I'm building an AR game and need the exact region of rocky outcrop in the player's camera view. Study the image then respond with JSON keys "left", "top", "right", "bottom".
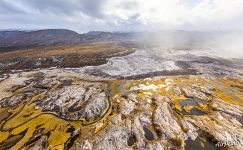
{"left": 0, "top": 69, "right": 242, "bottom": 150}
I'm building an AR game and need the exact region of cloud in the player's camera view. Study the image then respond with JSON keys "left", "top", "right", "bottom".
{"left": 0, "top": 0, "right": 243, "bottom": 32}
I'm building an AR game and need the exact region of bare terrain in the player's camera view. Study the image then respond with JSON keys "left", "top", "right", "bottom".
{"left": 0, "top": 42, "right": 135, "bottom": 74}
{"left": 0, "top": 29, "right": 242, "bottom": 150}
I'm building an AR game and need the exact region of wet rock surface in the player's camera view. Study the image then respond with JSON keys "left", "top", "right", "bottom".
{"left": 0, "top": 50, "right": 242, "bottom": 150}
{"left": 83, "top": 48, "right": 243, "bottom": 79}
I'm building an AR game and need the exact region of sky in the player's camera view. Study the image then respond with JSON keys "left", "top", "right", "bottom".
{"left": 0, "top": 0, "right": 243, "bottom": 33}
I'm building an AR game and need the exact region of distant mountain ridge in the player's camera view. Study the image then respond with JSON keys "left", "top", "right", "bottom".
{"left": 0, "top": 29, "right": 243, "bottom": 52}
{"left": 0, "top": 29, "right": 82, "bottom": 51}
{"left": 0, "top": 29, "right": 134, "bottom": 51}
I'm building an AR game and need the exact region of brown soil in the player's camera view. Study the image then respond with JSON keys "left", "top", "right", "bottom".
{"left": 0, "top": 42, "right": 135, "bottom": 73}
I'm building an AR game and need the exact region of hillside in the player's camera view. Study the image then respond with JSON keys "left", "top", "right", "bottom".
{"left": 0, "top": 29, "right": 82, "bottom": 51}
{"left": 1, "top": 29, "right": 243, "bottom": 53}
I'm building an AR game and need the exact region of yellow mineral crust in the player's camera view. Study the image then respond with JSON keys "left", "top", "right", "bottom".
{"left": 0, "top": 73, "right": 242, "bottom": 150}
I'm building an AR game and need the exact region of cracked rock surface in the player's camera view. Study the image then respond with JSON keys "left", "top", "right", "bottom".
{"left": 0, "top": 69, "right": 242, "bottom": 150}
